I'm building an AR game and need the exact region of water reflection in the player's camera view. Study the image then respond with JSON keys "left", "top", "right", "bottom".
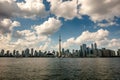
{"left": 0, "top": 58, "right": 120, "bottom": 80}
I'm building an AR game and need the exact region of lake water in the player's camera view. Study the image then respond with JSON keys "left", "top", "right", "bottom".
{"left": 0, "top": 58, "right": 120, "bottom": 80}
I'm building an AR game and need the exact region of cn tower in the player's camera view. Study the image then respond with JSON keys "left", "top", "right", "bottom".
{"left": 59, "top": 35, "right": 61, "bottom": 57}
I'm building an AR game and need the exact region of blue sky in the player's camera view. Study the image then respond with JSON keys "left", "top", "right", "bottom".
{"left": 0, "top": 0, "right": 120, "bottom": 51}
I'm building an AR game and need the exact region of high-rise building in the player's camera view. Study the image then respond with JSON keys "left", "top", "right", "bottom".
{"left": 13, "top": 50, "right": 16, "bottom": 57}
{"left": 86, "top": 47, "right": 91, "bottom": 56}
{"left": 6, "top": 50, "right": 10, "bottom": 56}
{"left": 80, "top": 45, "right": 83, "bottom": 57}
{"left": 91, "top": 44, "right": 94, "bottom": 50}
{"left": 117, "top": 49, "right": 120, "bottom": 56}
{"left": 80, "top": 44, "right": 87, "bottom": 57}
{"left": 94, "top": 43, "right": 97, "bottom": 49}
{"left": 25, "top": 48, "right": 30, "bottom": 57}
{"left": 31, "top": 48, "right": 34, "bottom": 56}
{"left": 0, "top": 49, "right": 4, "bottom": 56}
{"left": 22, "top": 50, "right": 25, "bottom": 57}
{"left": 83, "top": 44, "right": 87, "bottom": 57}
{"left": 16, "top": 51, "right": 19, "bottom": 57}
{"left": 62, "top": 48, "right": 65, "bottom": 56}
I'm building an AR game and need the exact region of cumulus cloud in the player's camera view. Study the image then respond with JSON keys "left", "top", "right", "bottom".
{"left": 0, "top": 0, "right": 48, "bottom": 19}
{"left": 0, "top": 34, "right": 14, "bottom": 50}
{"left": 97, "top": 22, "right": 118, "bottom": 27}
{"left": 108, "top": 39, "right": 120, "bottom": 49}
{"left": 0, "top": 18, "right": 20, "bottom": 34}
{"left": 39, "top": 39, "right": 51, "bottom": 51}
{"left": 48, "top": 0, "right": 120, "bottom": 23}
{"left": 34, "top": 17, "right": 62, "bottom": 35}
{"left": 1, "top": 0, "right": 119, "bottom": 27}
{"left": 47, "top": 0, "right": 120, "bottom": 27}
{"left": 48, "top": 0, "right": 80, "bottom": 20}
{"left": 0, "top": 0, "right": 19, "bottom": 18}
{"left": 17, "top": 0, "right": 48, "bottom": 19}
{"left": 16, "top": 30, "right": 37, "bottom": 41}
{"left": 75, "top": 29, "right": 109, "bottom": 44}
{"left": 78, "top": 0, "right": 120, "bottom": 22}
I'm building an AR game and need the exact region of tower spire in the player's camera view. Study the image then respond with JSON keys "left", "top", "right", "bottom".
{"left": 59, "top": 34, "right": 61, "bottom": 57}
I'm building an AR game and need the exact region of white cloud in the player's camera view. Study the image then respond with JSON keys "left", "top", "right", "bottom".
{"left": 0, "top": 0, "right": 19, "bottom": 18}
{"left": 39, "top": 38, "right": 51, "bottom": 51}
{"left": 34, "top": 17, "right": 62, "bottom": 35}
{"left": 108, "top": 39, "right": 120, "bottom": 49}
{"left": 16, "top": 30, "right": 37, "bottom": 41}
{"left": 0, "top": 34, "right": 14, "bottom": 51}
{"left": 62, "top": 37, "right": 75, "bottom": 48}
{"left": 47, "top": 0, "right": 120, "bottom": 27}
{"left": 97, "top": 21, "right": 118, "bottom": 27}
{"left": 48, "top": 0, "right": 120, "bottom": 24}
{"left": 0, "top": 0, "right": 48, "bottom": 19}
{"left": 0, "top": 18, "right": 20, "bottom": 34}
{"left": 48, "top": 0, "right": 80, "bottom": 20}
{"left": 17, "top": 0, "right": 48, "bottom": 19}
{"left": 75, "top": 29, "right": 109, "bottom": 44}
{"left": 78, "top": 0, "right": 120, "bottom": 22}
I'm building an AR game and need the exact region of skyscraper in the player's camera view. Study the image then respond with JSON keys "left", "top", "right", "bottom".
{"left": 25, "top": 48, "right": 30, "bottom": 57}
{"left": 82, "top": 44, "right": 87, "bottom": 57}
{"left": 91, "top": 44, "right": 94, "bottom": 50}
{"left": 94, "top": 43, "right": 97, "bottom": 49}
{"left": 31, "top": 48, "right": 34, "bottom": 56}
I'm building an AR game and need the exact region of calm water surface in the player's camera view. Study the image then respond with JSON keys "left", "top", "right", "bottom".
{"left": 0, "top": 58, "right": 120, "bottom": 80}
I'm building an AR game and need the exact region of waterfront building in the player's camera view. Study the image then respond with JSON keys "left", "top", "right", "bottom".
{"left": 34, "top": 50, "right": 39, "bottom": 57}
{"left": 91, "top": 44, "right": 94, "bottom": 50}
{"left": 90, "top": 43, "right": 94, "bottom": 55}
{"left": 97, "top": 49, "right": 102, "bottom": 57}
{"left": 31, "top": 48, "right": 34, "bottom": 57}
{"left": 72, "top": 49, "right": 79, "bottom": 57}
{"left": 75, "top": 50, "right": 79, "bottom": 57}
{"left": 62, "top": 48, "right": 65, "bottom": 56}
{"left": 0, "top": 49, "right": 4, "bottom": 56}
{"left": 16, "top": 51, "right": 20, "bottom": 57}
{"left": 101, "top": 48, "right": 115, "bottom": 57}
{"left": 13, "top": 50, "right": 16, "bottom": 57}
{"left": 65, "top": 49, "right": 70, "bottom": 57}
{"left": 46, "top": 51, "right": 54, "bottom": 57}
{"left": 117, "top": 49, "right": 120, "bottom": 56}
{"left": 94, "top": 43, "right": 97, "bottom": 50}
{"left": 79, "top": 45, "right": 83, "bottom": 57}
{"left": 6, "top": 50, "right": 10, "bottom": 57}
{"left": 86, "top": 47, "right": 91, "bottom": 57}
{"left": 22, "top": 50, "right": 25, "bottom": 57}
{"left": 25, "top": 48, "right": 30, "bottom": 57}
{"left": 82, "top": 44, "right": 87, "bottom": 57}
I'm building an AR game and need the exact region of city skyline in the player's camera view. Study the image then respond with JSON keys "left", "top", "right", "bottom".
{"left": 0, "top": 0, "right": 120, "bottom": 52}
{"left": 0, "top": 42, "right": 120, "bottom": 57}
